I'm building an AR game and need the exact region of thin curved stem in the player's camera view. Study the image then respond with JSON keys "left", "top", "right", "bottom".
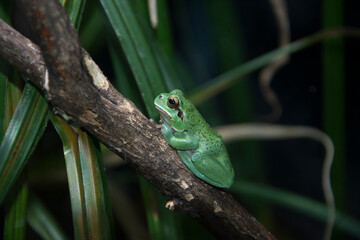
{"left": 189, "top": 27, "right": 360, "bottom": 105}
{"left": 216, "top": 123, "right": 335, "bottom": 238}
{"left": 259, "top": 0, "right": 290, "bottom": 121}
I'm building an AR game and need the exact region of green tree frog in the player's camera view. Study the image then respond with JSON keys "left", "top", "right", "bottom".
{"left": 154, "top": 89, "right": 234, "bottom": 188}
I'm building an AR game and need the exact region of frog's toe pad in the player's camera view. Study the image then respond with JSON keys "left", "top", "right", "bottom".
{"left": 165, "top": 199, "right": 181, "bottom": 211}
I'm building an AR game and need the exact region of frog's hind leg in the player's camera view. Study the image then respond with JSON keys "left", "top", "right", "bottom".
{"left": 177, "top": 150, "right": 208, "bottom": 182}
{"left": 191, "top": 152, "right": 234, "bottom": 188}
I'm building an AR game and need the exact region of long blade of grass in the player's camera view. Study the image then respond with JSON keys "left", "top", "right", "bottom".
{"left": 2, "top": 75, "right": 23, "bottom": 135}
{"left": 135, "top": 0, "right": 179, "bottom": 93}
{"left": 0, "top": 0, "right": 10, "bottom": 141}
{"left": 107, "top": 36, "right": 144, "bottom": 109}
{"left": 0, "top": 68, "right": 7, "bottom": 139}
{"left": 155, "top": 0, "right": 173, "bottom": 57}
{"left": 0, "top": 57, "right": 10, "bottom": 141}
{"left": 231, "top": 181, "right": 360, "bottom": 238}
{"left": 3, "top": 177, "right": 28, "bottom": 240}
{"left": 77, "top": 130, "right": 115, "bottom": 239}
{"left": 0, "top": 83, "right": 50, "bottom": 205}
{"left": 189, "top": 28, "right": 360, "bottom": 105}
{"left": 100, "top": 0, "right": 166, "bottom": 117}
{"left": 1, "top": 74, "right": 27, "bottom": 239}
{"left": 27, "top": 194, "right": 69, "bottom": 240}
{"left": 79, "top": 4, "right": 105, "bottom": 53}
{"left": 322, "top": 1, "right": 345, "bottom": 239}
{"left": 107, "top": 180, "right": 149, "bottom": 240}
{"left": 155, "top": 0, "right": 174, "bottom": 58}
{"left": 146, "top": 29, "right": 184, "bottom": 91}
{"left": 59, "top": 0, "right": 86, "bottom": 29}
{"left": 133, "top": 0, "right": 184, "bottom": 91}
{"left": 52, "top": 115, "right": 115, "bottom": 239}
{"left": 139, "top": 177, "right": 163, "bottom": 240}
{"left": 51, "top": 115, "right": 87, "bottom": 240}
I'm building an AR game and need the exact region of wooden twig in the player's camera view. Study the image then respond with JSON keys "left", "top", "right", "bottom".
{"left": 0, "top": 1, "right": 275, "bottom": 238}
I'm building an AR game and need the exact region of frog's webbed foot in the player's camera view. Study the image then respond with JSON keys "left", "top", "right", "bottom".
{"left": 161, "top": 123, "right": 174, "bottom": 141}
{"left": 149, "top": 118, "right": 162, "bottom": 129}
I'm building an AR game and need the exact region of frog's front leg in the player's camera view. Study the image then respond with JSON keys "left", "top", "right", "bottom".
{"left": 161, "top": 124, "right": 199, "bottom": 150}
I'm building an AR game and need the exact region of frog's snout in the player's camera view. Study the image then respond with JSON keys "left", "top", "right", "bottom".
{"left": 159, "top": 94, "right": 164, "bottom": 99}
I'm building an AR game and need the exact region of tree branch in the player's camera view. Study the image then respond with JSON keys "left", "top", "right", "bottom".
{"left": 0, "top": 1, "right": 275, "bottom": 239}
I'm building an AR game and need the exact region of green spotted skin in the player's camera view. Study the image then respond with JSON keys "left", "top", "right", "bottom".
{"left": 154, "top": 89, "right": 234, "bottom": 188}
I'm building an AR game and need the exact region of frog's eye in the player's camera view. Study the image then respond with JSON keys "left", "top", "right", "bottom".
{"left": 167, "top": 96, "right": 179, "bottom": 108}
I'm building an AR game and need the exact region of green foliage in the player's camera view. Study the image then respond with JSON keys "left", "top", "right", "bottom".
{"left": 4, "top": 178, "right": 28, "bottom": 240}
{"left": 27, "top": 195, "right": 69, "bottom": 240}
{"left": 101, "top": 0, "right": 165, "bottom": 117}
{"left": 232, "top": 181, "right": 360, "bottom": 237}
{"left": 0, "top": 83, "right": 50, "bottom": 205}
{"left": 51, "top": 115, "right": 114, "bottom": 239}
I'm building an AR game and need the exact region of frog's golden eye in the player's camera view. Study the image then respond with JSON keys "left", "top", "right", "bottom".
{"left": 167, "top": 96, "right": 179, "bottom": 108}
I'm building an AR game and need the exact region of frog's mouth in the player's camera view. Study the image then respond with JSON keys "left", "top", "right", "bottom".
{"left": 155, "top": 105, "right": 183, "bottom": 122}
{"left": 155, "top": 105, "right": 171, "bottom": 121}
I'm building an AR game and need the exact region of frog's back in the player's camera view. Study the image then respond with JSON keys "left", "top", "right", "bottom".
{"left": 181, "top": 98, "right": 217, "bottom": 138}
{"left": 181, "top": 98, "right": 226, "bottom": 153}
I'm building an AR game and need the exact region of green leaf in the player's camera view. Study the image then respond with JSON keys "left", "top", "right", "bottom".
{"left": 155, "top": 0, "right": 174, "bottom": 58}
{"left": 0, "top": 83, "right": 50, "bottom": 205}
{"left": 27, "top": 194, "right": 69, "bottom": 240}
{"left": 100, "top": 0, "right": 166, "bottom": 118}
{"left": 51, "top": 116, "right": 87, "bottom": 240}
{"left": 132, "top": 0, "right": 184, "bottom": 93}
{"left": 322, "top": 0, "right": 345, "bottom": 214}
{"left": 322, "top": 1, "right": 345, "bottom": 239}
{"left": 139, "top": 177, "right": 163, "bottom": 240}
{"left": 51, "top": 116, "right": 114, "bottom": 239}
{"left": 61, "top": 0, "right": 86, "bottom": 29}
{"left": 79, "top": 3, "right": 105, "bottom": 53}
{"left": 107, "top": 36, "right": 144, "bottom": 109}
{"left": 147, "top": 32, "right": 184, "bottom": 91}
{"left": 3, "top": 178, "right": 28, "bottom": 240}
{"left": 0, "top": 0, "right": 11, "bottom": 23}
{"left": 77, "top": 130, "right": 115, "bottom": 239}
{"left": 189, "top": 28, "right": 359, "bottom": 105}
{"left": 0, "top": 59, "right": 9, "bottom": 141}
{"left": 231, "top": 181, "right": 360, "bottom": 238}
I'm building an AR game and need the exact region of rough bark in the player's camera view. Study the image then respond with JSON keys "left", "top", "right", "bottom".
{"left": 0, "top": 1, "right": 275, "bottom": 239}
